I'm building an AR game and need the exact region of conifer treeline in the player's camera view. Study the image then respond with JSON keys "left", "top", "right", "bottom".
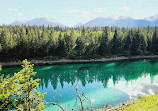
{"left": 0, "top": 25, "right": 158, "bottom": 61}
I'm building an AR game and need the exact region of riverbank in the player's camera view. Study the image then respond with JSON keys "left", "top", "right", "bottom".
{"left": 99, "top": 93, "right": 158, "bottom": 111}
{"left": 119, "top": 94, "right": 158, "bottom": 111}
{"left": 1, "top": 55, "right": 158, "bottom": 68}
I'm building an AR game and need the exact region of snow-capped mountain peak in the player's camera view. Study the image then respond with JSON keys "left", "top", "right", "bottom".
{"left": 145, "top": 14, "right": 158, "bottom": 21}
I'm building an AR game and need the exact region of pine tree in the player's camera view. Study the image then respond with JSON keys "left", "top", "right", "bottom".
{"left": 75, "top": 37, "right": 84, "bottom": 56}
{"left": 64, "top": 32, "right": 75, "bottom": 56}
{"left": 98, "top": 26, "right": 109, "bottom": 55}
{"left": 56, "top": 33, "right": 66, "bottom": 57}
{"left": 146, "top": 36, "right": 152, "bottom": 53}
{"left": 48, "top": 29, "right": 57, "bottom": 55}
{"left": 124, "top": 30, "right": 132, "bottom": 51}
{"left": 140, "top": 33, "right": 147, "bottom": 54}
{"left": 130, "top": 31, "right": 141, "bottom": 55}
{"left": 111, "top": 29, "right": 121, "bottom": 54}
{"left": 152, "top": 27, "right": 158, "bottom": 53}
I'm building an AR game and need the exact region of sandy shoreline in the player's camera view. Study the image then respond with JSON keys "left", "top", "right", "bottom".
{"left": 1, "top": 55, "right": 158, "bottom": 68}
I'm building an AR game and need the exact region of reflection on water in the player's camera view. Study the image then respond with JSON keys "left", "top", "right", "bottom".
{"left": 1, "top": 59, "right": 158, "bottom": 110}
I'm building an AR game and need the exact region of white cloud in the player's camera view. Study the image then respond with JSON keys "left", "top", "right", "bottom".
{"left": 80, "top": 11, "right": 90, "bottom": 18}
{"left": 94, "top": 8, "right": 107, "bottom": 13}
{"left": 63, "top": 9, "right": 90, "bottom": 18}
{"left": 18, "top": 13, "right": 24, "bottom": 16}
{"left": 8, "top": 8, "right": 18, "bottom": 11}
{"left": 63, "top": 9, "right": 80, "bottom": 13}
{"left": 119, "top": 6, "right": 130, "bottom": 11}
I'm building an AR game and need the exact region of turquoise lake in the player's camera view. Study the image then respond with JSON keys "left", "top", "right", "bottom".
{"left": 1, "top": 59, "right": 158, "bottom": 110}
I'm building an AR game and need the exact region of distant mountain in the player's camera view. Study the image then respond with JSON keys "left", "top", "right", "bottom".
{"left": 10, "top": 20, "right": 24, "bottom": 25}
{"left": 82, "top": 15, "right": 158, "bottom": 27}
{"left": 10, "top": 17, "right": 64, "bottom": 27}
{"left": 145, "top": 14, "right": 158, "bottom": 21}
{"left": 74, "top": 22, "right": 83, "bottom": 27}
{"left": 9, "top": 14, "right": 158, "bottom": 27}
{"left": 25, "top": 17, "right": 64, "bottom": 26}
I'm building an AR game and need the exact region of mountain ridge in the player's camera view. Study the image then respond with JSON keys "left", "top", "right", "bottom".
{"left": 9, "top": 14, "right": 158, "bottom": 27}
{"left": 82, "top": 15, "right": 158, "bottom": 27}
{"left": 10, "top": 17, "right": 64, "bottom": 27}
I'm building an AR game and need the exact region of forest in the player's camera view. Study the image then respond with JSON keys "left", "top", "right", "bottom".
{"left": 0, "top": 25, "right": 158, "bottom": 62}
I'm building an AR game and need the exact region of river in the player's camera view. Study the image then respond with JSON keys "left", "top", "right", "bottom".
{"left": 1, "top": 59, "right": 158, "bottom": 110}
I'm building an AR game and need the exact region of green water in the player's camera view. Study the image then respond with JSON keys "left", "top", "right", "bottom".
{"left": 1, "top": 59, "right": 158, "bottom": 110}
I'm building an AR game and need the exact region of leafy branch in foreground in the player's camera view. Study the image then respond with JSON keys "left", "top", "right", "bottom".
{"left": 0, "top": 59, "right": 46, "bottom": 110}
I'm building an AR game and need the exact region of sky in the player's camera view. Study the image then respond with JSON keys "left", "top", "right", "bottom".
{"left": 1, "top": 0, "right": 158, "bottom": 26}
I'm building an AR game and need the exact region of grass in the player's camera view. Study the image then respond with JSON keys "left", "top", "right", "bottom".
{"left": 99, "top": 94, "right": 158, "bottom": 111}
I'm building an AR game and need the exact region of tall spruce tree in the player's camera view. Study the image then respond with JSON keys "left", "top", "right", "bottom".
{"left": 98, "top": 26, "right": 109, "bottom": 55}
{"left": 111, "top": 29, "right": 121, "bottom": 54}
{"left": 75, "top": 37, "right": 84, "bottom": 56}
{"left": 124, "top": 30, "right": 132, "bottom": 51}
{"left": 152, "top": 27, "right": 158, "bottom": 53}
{"left": 140, "top": 33, "right": 147, "bottom": 54}
{"left": 130, "top": 31, "right": 141, "bottom": 55}
{"left": 56, "top": 33, "right": 66, "bottom": 57}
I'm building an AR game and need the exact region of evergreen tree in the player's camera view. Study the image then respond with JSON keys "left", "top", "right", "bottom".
{"left": 75, "top": 37, "right": 84, "bottom": 56}
{"left": 124, "top": 30, "right": 132, "bottom": 51}
{"left": 140, "top": 33, "right": 147, "bottom": 54}
{"left": 48, "top": 29, "right": 57, "bottom": 55}
{"left": 98, "top": 26, "right": 109, "bottom": 55}
{"left": 0, "top": 25, "right": 157, "bottom": 61}
{"left": 56, "top": 33, "right": 66, "bottom": 57}
{"left": 130, "top": 31, "right": 141, "bottom": 55}
{"left": 152, "top": 27, "right": 158, "bottom": 53}
{"left": 64, "top": 32, "right": 75, "bottom": 56}
{"left": 146, "top": 36, "right": 152, "bottom": 53}
{"left": 111, "top": 29, "right": 121, "bottom": 54}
